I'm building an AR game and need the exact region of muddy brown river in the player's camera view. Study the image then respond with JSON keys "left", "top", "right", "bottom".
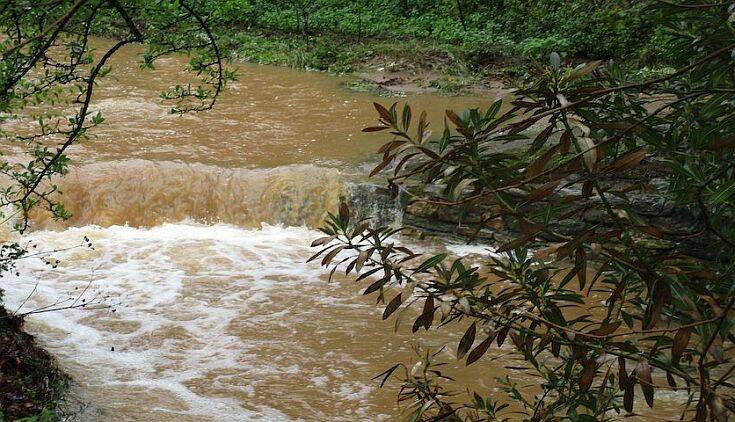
{"left": 1, "top": 40, "right": 685, "bottom": 420}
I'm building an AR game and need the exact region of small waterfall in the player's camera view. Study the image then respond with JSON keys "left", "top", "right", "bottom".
{"left": 29, "top": 160, "right": 347, "bottom": 229}
{"left": 26, "top": 160, "right": 406, "bottom": 231}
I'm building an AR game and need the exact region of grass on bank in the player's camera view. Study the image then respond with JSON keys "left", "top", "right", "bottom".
{"left": 215, "top": 29, "right": 675, "bottom": 95}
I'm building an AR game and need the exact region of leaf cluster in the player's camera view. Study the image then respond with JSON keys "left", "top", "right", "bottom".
{"left": 313, "top": 1, "right": 735, "bottom": 420}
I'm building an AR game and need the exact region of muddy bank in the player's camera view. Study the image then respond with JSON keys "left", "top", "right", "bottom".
{"left": 0, "top": 305, "right": 67, "bottom": 420}
{"left": 349, "top": 60, "right": 511, "bottom": 97}
{"left": 226, "top": 31, "right": 517, "bottom": 97}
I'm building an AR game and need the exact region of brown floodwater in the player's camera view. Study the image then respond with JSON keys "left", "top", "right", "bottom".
{"left": 70, "top": 39, "right": 492, "bottom": 169}
{"left": 1, "top": 40, "right": 686, "bottom": 421}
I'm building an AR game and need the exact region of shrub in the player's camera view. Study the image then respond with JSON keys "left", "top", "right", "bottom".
{"left": 313, "top": 1, "right": 735, "bottom": 419}
{"left": 518, "top": 36, "right": 572, "bottom": 61}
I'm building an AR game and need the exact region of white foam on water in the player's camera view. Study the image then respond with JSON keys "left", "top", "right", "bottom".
{"left": 2, "top": 223, "right": 396, "bottom": 421}
{"left": 444, "top": 243, "right": 500, "bottom": 258}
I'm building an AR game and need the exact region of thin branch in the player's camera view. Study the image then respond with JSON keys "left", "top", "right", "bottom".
{"left": 1, "top": 0, "right": 89, "bottom": 58}
{"left": 17, "top": 38, "right": 133, "bottom": 208}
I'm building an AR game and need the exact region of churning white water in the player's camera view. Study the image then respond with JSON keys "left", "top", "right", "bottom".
{"left": 4, "top": 223, "right": 407, "bottom": 420}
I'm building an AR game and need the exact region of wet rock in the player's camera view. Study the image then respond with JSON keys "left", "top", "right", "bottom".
{"left": 347, "top": 182, "right": 405, "bottom": 228}
{"left": 403, "top": 211, "right": 505, "bottom": 243}
{"left": 352, "top": 174, "right": 724, "bottom": 261}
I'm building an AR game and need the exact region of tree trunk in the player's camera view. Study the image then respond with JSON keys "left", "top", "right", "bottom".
{"left": 456, "top": 0, "right": 467, "bottom": 31}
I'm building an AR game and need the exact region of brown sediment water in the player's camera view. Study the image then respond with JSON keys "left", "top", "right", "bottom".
{"left": 1, "top": 39, "right": 686, "bottom": 421}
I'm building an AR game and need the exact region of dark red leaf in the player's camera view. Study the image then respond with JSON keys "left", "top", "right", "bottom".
{"left": 528, "top": 180, "right": 560, "bottom": 202}
{"left": 422, "top": 295, "right": 435, "bottom": 330}
{"left": 607, "top": 148, "right": 646, "bottom": 174}
{"left": 635, "top": 359, "right": 654, "bottom": 408}
{"left": 624, "top": 384, "right": 634, "bottom": 412}
{"left": 590, "top": 321, "right": 621, "bottom": 337}
{"left": 618, "top": 357, "right": 628, "bottom": 390}
{"left": 496, "top": 234, "right": 535, "bottom": 253}
{"left": 372, "top": 363, "right": 401, "bottom": 388}
{"left": 526, "top": 144, "right": 559, "bottom": 179}
{"left": 457, "top": 322, "right": 476, "bottom": 360}
{"left": 374, "top": 102, "right": 393, "bottom": 123}
{"left": 369, "top": 155, "right": 394, "bottom": 177}
{"left": 497, "top": 327, "right": 510, "bottom": 347}
{"left": 666, "top": 371, "right": 677, "bottom": 390}
{"left": 362, "top": 126, "right": 389, "bottom": 132}
{"left": 466, "top": 335, "right": 495, "bottom": 366}
{"left": 671, "top": 326, "right": 692, "bottom": 366}
{"left": 579, "top": 359, "right": 597, "bottom": 391}
{"left": 363, "top": 276, "right": 388, "bottom": 295}
{"left": 383, "top": 293, "right": 402, "bottom": 320}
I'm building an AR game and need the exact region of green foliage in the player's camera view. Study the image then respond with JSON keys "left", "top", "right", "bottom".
{"left": 203, "top": 0, "right": 660, "bottom": 73}
{"left": 16, "top": 408, "right": 60, "bottom": 422}
{"left": 482, "top": 0, "right": 651, "bottom": 60}
{"left": 315, "top": 1, "right": 735, "bottom": 420}
{"left": 518, "top": 37, "right": 572, "bottom": 62}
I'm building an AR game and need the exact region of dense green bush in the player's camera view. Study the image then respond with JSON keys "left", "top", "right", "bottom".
{"left": 205, "top": 0, "right": 659, "bottom": 65}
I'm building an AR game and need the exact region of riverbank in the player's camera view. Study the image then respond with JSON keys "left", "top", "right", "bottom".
{"left": 202, "top": 0, "right": 667, "bottom": 96}
{"left": 219, "top": 30, "right": 522, "bottom": 96}
{"left": 96, "top": 3, "right": 668, "bottom": 97}
{"left": 0, "top": 304, "right": 67, "bottom": 421}
{"left": 218, "top": 30, "right": 675, "bottom": 97}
